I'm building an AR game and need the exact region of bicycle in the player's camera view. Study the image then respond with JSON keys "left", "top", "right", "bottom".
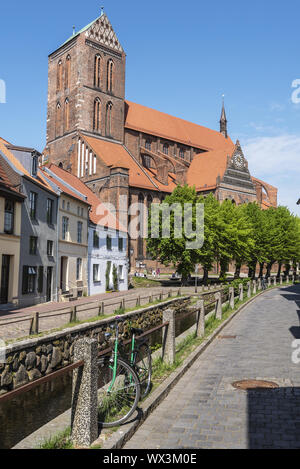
{"left": 97, "top": 318, "right": 140, "bottom": 428}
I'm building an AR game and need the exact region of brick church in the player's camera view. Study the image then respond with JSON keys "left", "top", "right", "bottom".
{"left": 43, "top": 9, "right": 277, "bottom": 272}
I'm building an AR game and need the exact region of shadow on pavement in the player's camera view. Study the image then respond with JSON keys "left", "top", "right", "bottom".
{"left": 247, "top": 386, "right": 300, "bottom": 449}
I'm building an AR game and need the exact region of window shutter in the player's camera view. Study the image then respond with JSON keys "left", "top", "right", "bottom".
{"left": 22, "top": 266, "right": 28, "bottom": 294}
{"left": 38, "top": 266, "right": 44, "bottom": 293}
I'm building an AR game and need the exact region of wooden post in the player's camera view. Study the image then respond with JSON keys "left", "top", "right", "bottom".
{"left": 247, "top": 281, "right": 251, "bottom": 298}
{"left": 268, "top": 277, "right": 271, "bottom": 288}
{"left": 253, "top": 280, "right": 257, "bottom": 295}
{"left": 273, "top": 276, "right": 276, "bottom": 286}
{"left": 280, "top": 275, "right": 283, "bottom": 285}
{"left": 257, "top": 278, "right": 262, "bottom": 291}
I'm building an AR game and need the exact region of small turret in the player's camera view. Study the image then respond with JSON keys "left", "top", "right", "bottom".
{"left": 220, "top": 96, "right": 228, "bottom": 138}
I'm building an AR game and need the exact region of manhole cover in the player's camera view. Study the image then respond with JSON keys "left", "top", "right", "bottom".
{"left": 232, "top": 379, "right": 279, "bottom": 390}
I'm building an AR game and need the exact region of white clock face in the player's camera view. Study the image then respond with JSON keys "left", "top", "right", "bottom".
{"left": 233, "top": 153, "right": 244, "bottom": 168}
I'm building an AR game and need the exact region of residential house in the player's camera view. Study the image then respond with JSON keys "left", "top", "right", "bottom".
{"left": 41, "top": 166, "right": 90, "bottom": 300}
{"left": 0, "top": 140, "right": 59, "bottom": 307}
{"left": 44, "top": 164, "right": 128, "bottom": 295}
{"left": 0, "top": 156, "right": 25, "bottom": 306}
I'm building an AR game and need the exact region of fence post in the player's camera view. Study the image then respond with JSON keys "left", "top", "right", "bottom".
{"left": 257, "top": 278, "right": 261, "bottom": 291}
{"left": 168, "top": 290, "right": 171, "bottom": 298}
{"left": 247, "top": 282, "right": 251, "bottom": 298}
{"left": 229, "top": 287, "right": 234, "bottom": 309}
{"left": 253, "top": 280, "right": 257, "bottom": 295}
{"left": 162, "top": 308, "right": 175, "bottom": 364}
{"left": 30, "top": 312, "right": 39, "bottom": 335}
{"left": 239, "top": 283, "right": 243, "bottom": 301}
{"left": 292, "top": 275, "right": 295, "bottom": 283}
{"left": 137, "top": 295, "right": 141, "bottom": 306}
{"left": 178, "top": 288, "right": 181, "bottom": 296}
{"left": 215, "top": 291, "right": 222, "bottom": 319}
{"left": 280, "top": 275, "right": 283, "bottom": 285}
{"left": 70, "top": 306, "right": 77, "bottom": 323}
{"left": 196, "top": 300, "right": 205, "bottom": 338}
{"left": 286, "top": 275, "right": 289, "bottom": 284}
{"left": 160, "top": 291, "right": 163, "bottom": 301}
{"left": 268, "top": 277, "right": 271, "bottom": 288}
{"left": 273, "top": 276, "right": 276, "bottom": 286}
{"left": 71, "top": 338, "right": 98, "bottom": 448}
{"left": 99, "top": 302, "right": 104, "bottom": 316}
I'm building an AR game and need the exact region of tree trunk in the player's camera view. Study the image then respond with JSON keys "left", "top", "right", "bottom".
{"left": 259, "top": 262, "right": 264, "bottom": 278}
{"left": 219, "top": 258, "right": 228, "bottom": 280}
{"left": 203, "top": 266, "right": 209, "bottom": 286}
{"left": 266, "top": 262, "right": 274, "bottom": 278}
{"left": 284, "top": 263, "right": 290, "bottom": 277}
{"left": 234, "top": 262, "right": 241, "bottom": 279}
{"left": 277, "top": 262, "right": 282, "bottom": 279}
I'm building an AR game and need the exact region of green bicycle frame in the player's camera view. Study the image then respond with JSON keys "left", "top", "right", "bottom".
{"left": 108, "top": 325, "right": 120, "bottom": 392}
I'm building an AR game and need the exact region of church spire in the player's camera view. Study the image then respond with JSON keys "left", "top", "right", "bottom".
{"left": 220, "top": 95, "right": 228, "bottom": 138}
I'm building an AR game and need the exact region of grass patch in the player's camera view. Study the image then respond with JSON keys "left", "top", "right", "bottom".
{"left": 38, "top": 427, "right": 73, "bottom": 449}
{"left": 130, "top": 277, "right": 163, "bottom": 289}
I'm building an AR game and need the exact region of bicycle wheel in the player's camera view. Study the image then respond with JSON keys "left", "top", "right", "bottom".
{"left": 97, "top": 357, "right": 140, "bottom": 428}
{"left": 134, "top": 343, "right": 152, "bottom": 399}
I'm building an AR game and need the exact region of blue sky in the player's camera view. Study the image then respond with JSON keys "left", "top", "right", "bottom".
{"left": 1, "top": 0, "right": 299, "bottom": 213}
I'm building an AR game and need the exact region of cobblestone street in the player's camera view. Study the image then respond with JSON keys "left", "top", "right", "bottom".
{"left": 125, "top": 285, "right": 300, "bottom": 449}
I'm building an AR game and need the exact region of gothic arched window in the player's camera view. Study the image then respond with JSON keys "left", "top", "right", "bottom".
{"left": 138, "top": 193, "right": 144, "bottom": 258}
{"left": 55, "top": 102, "right": 62, "bottom": 137}
{"left": 93, "top": 98, "right": 101, "bottom": 133}
{"left": 163, "top": 143, "right": 169, "bottom": 155}
{"left": 105, "top": 101, "right": 113, "bottom": 136}
{"left": 107, "top": 59, "right": 114, "bottom": 93}
{"left": 57, "top": 60, "right": 63, "bottom": 91}
{"left": 179, "top": 148, "right": 185, "bottom": 159}
{"left": 94, "top": 55, "right": 101, "bottom": 88}
{"left": 64, "top": 98, "right": 70, "bottom": 132}
{"left": 65, "top": 55, "right": 71, "bottom": 89}
{"left": 145, "top": 140, "right": 151, "bottom": 150}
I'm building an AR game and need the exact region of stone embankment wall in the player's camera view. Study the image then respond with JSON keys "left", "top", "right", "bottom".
{"left": 0, "top": 297, "right": 191, "bottom": 394}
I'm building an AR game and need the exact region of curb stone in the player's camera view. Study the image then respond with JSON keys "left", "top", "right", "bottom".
{"left": 99, "top": 285, "right": 290, "bottom": 449}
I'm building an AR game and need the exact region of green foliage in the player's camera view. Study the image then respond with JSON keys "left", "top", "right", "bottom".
{"left": 112, "top": 264, "right": 118, "bottom": 291}
{"left": 147, "top": 185, "right": 300, "bottom": 283}
{"left": 105, "top": 261, "right": 111, "bottom": 291}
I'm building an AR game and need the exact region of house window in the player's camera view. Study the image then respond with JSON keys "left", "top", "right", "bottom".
{"left": 62, "top": 199, "right": 65, "bottom": 210}
{"left": 55, "top": 102, "right": 62, "bottom": 137}
{"left": 81, "top": 207, "right": 84, "bottom": 217}
{"left": 29, "top": 192, "right": 37, "bottom": 219}
{"left": 163, "top": 143, "right": 169, "bottom": 155}
{"left": 94, "top": 55, "right": 101, "bottom": 88}
{"left": 4, "top": 199, "right": 14, "bottom": 234}
{"left": 47, "top": 240, "right": 53, "bottom": 256}
{"left": 118, "top": 237, "right": 124, "bottom": 251}
{"left": 47, "top": 199, "right": 54, "bottom": 224}
{"left": 93, "top": 264, "right": 100, "bottom": 282}
{"left": 145, "top": 140, "right": 151, "bottom": 150}
{"left": 37, "top": 266, "right": 44, "bottom": 293}
{"left": 77, "top": 221, "right": 83, "bottom": 243}
{"left": 62, "top": 216, "right": 69, "bottom": 240}
{"left": 118, "top": 265, "right": 124, "bottom": 280}
{"left": 29, "top": 236, "right": 38, "bottom": 255}
{"left": 106, "top": 235, "right": 112, "bottom": 251}
{"left": 76, "top": 258, "right": 82, "bottom": 280}
{"left": 67, "top": 202, "right": 70, "bottom": 211}
{"left": 22, "top": 266, "right": 37, "bottom": 294}
{"left": 93, "top": 230, "right": 99, "bottom": 248}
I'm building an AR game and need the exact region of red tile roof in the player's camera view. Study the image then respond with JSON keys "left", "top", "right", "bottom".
{"left": 125, "top": 101, "right": 235, "bottom": 151}
{"left": 47, "top": 164, "right": 127, "bottom": 232}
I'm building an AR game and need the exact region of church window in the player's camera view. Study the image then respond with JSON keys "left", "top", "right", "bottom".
{"left": 55, "top": 102, "right": 62, "bottom": 137}
{"left": 94, "top": 55, "right": 101, "bottom": 88}
{"left": 64, "top": 98, "right": 70, "bottom": 132}
{"left": 107, "top": 60, "right": 114, "bottom": 93}
{"left": 145, "top": 140, "right": 151, "bottom": 150}
{"left": 93, "top": 98, "right": 101, "bottom": 133}
{"left": 163, "top": 143, "right": 169, "bottom": 155}
{"left": 105, "top": 102, "right": 113, "bottom": 136}
{"left": 65, "top": 55, "right": 71, "bottom": 89}
{"left": 57, "top": 60, "right": 63, "bottom": 91}
{"left": 142, "top": 154, "right": 151, "bottom": 169}
{"left": 179, "top": 148, "right": 185, "bottom": 159}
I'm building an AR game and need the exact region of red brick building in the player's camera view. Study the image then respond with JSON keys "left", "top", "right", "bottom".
{"left": 43, "top": 10, "right": 277, "bottom": 272}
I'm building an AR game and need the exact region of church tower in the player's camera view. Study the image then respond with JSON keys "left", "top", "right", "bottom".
{"left": 44, "top": 9, "right": 126, "bottom": 167}
{"left": 219, "top": 99, "right": 228, "bottom": 138}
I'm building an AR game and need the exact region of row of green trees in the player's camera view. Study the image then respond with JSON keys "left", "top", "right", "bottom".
{"left": 147, "top": 186, "right": 300, "bottom": 284}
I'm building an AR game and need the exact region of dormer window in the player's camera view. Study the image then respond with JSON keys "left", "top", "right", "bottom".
{"left": 31, "top": 154, "right": 38, "bottom": 177}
